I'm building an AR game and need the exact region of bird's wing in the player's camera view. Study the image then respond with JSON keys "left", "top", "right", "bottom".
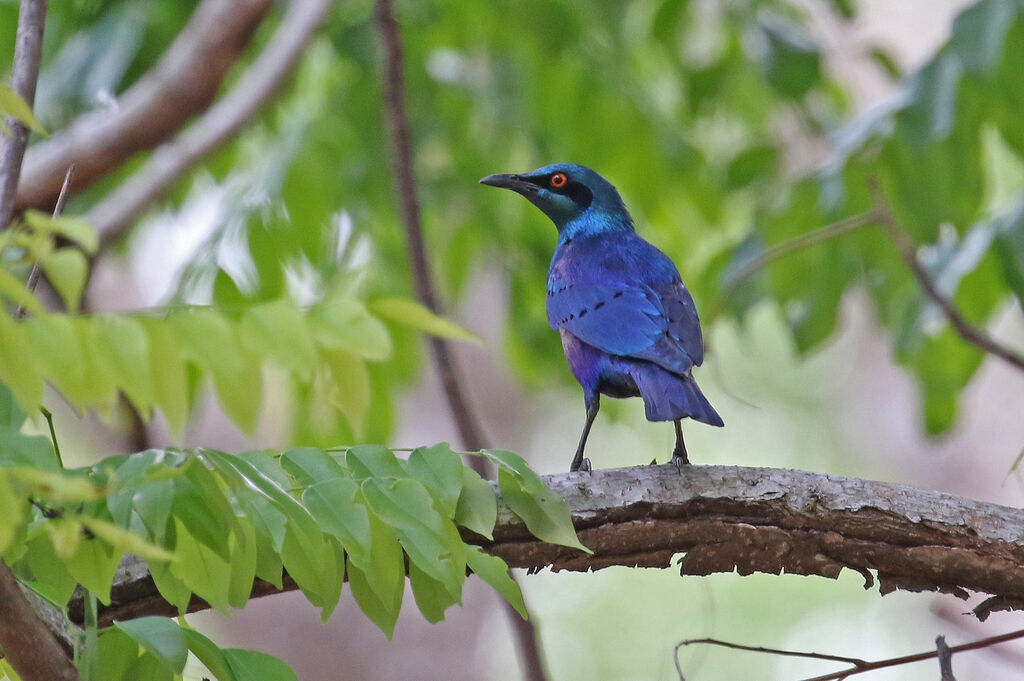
{"left": 547, "top": 236, "right": 705, "bottom": 371}
{"left": 547, "top": 279, "right": 666, "bottom": 355}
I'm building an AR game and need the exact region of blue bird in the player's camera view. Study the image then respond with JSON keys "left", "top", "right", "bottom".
{"left": 481, "top": 163, "right": 723, "bottom": 472}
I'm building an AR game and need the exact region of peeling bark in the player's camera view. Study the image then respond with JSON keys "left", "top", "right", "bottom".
{"left": 65, "top": 464, "right": 1024, "bottom": 628}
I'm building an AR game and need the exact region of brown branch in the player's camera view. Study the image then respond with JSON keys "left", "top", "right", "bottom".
{"left": 868, "top": 181, "right": 1024, "bottom": 373}
{"left": 70, "top": 464, "right": 1024, "bottom": 628}
{"left": 90, "top": 0, "right": 333, "bottom": 247}
{"left": 0, "top": 0, "right": 48, "bottom": 230}
{"left": 14, "top": 163, "right": 74, "bottom": 319}
{"left": 13, "top": 0, "right": 275, "bottom": 215}
{"left": 0, "top": 562, "right": 79, "bottom": 680}
{"left": 673, "top": 626, "right": 1024, "bottom": 681}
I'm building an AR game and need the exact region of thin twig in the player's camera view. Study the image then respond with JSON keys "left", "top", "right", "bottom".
{"left": 673, "top": 628, "right": 1024, "bottom": 681}
{"left": 713, "top": 211, "right": 875, "bottom": 317}
{"left": 0, "top": 0, "right": 48, "bottom": 231}
{"left": 14, "top": 0, "right": 274, "bottom": 215}
{"left": 868, "top": 179, "right": 1024, "bottom": 373}
{"left": 797, "top": 628, "right": 1024, "bottom": 681}
{"left": 373, "top": 2, "right": 547, "bottom": 680}
{"left": 14, "top": 163, "right": 74, "bottom": 319}
{"left": 90, "top": 0, "right": 333, "bottom": 246}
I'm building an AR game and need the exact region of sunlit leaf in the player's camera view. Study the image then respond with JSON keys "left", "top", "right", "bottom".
{"left": 114, "top": 617, "right": 187, "bottom": 674}
{"left": 0, "top": 84, "right": 46, "bottom": 135}
{"left": 466, "top": 545, "right": 527, "bottom": 618}
{"left": 369, "top": 298, "right": 481, "bottom": 345}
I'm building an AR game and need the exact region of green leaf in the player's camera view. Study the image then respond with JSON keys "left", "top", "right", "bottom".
{"left": 369, "top": 297, "right": 481, "bottom": 345}
{"left": 240, "top": 299, "right": 318, "bottom": 378}
{"left": 0, "top": 475, "right": 25, "bottom": 556}
{"left": 148, "top": 559, "right": 192, "bottom": 615}
{"left": 406, "top": 443, "right": 463, "bottom": 518}
{"left": 280, "top": 447, "right": 346, "bottom": 487}
{"left": 725, "top": 145, "right": 778, "bottom": 190}
{"left": 455, "top": 466, "right": 497, "bottom": 540}
{"left": 0, "top": 268, "right": 46, "bottom": 317}
{"left": 0, "top": 84, "right": 46, "bottom": 135}
{"left": 994, "top": 199, "right": 1024, "bottom": 306}
{"left": 171, "top": 309, "right": 262, "bottom": 433}
{"left": 167, "top": 518, "right": 231, "bottom": 614}
{"left": 0, "top": 317, "right": 43, "bottom": 416}
{"left": 759, "top": 14, "right": 822, "bottom": 99}
{"left": 317, "top": 349, "right": 371, "bottom": 436}
{"left": 95, "top": 628, "right": 140, "bottom": 681}
{"left": 280, "top": 522, "right": 341, "bottom": 619}
{"left": 183, "top": 629, "right": 237, "bottom": 681}
{"left": 346, "top": 511, "right": 404, "bottom": 634}
{"left": 62, "top": 535, "right": 121, "bottom": 604}
{"left": 0, "top": 383, "right": 25, "bottom": 430}
{"left": 125, "top": 651, "right": 174, "bottom": 681}
{"left": 21, "top": 533, "right": 78, "bottom": 606}
{"left": 142, "top": 319, "right": 190, "bottom": 437}
{"left": 228, "top": 521, "right": 258, "bottom": 609}
{"left": 22, "top": 212, "right": 98, "bottom": 254}
{"left": 408, "top": 559, "right": 457, "bottom": 623}
{"left": 301, "top": 477, "right": 371, "bottom": 564}
{"left": 361, "top": 478, "right": 465, "bottom": 600}
{"left": 79, "top": 516, "right": 174, "bottom": 562}
{"left": 23, "top": 315, "right": 97, "bottom": 412}
{"left": 485, "top": 450, "right": 589, "bottom": 553}
{"left": 345, "top": 444, "right": 407, "bottom": 480}
{"left": 466, "top": 545, "right": 527, "bottom": 618}
{"left": 0, "top": 425, "right": 58, "bottom": 470}
{"left": 114, "top": 617, "right": 187, "bottom": 674}
{"left": 223, "top": 649, "right": 301, "bottom": 681}
{"left": 39, "top": 249, "right": 88, "bottom": 312}
{"left": 307, "top": 298, "right": 393, "bottom": 360}
{"left": 91, "top": 315, "right": 154, "bottom": 416}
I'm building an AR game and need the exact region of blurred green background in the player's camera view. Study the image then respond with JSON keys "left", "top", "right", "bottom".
{"left": 4, "top": 0, "right": 1024, "bottom": 678}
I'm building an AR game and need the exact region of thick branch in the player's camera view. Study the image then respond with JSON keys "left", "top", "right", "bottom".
{"left": 0, "top": 0, "right": 48, "bottom": 230}
{"left": 90, "top": 0, "right": 333, "bottom": 246}
{"left": 0, "top": 562, "right": 78, "bottom": 680}
{"left": 73, "top": 465, "right": 1024, "bottom": 627}
{"left": 13, "top": 0, "right": 274, "bottom": 214}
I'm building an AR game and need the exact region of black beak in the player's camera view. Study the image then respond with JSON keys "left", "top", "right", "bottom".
{"left": 479, "top": 173, "right": 535, "bottom": 194}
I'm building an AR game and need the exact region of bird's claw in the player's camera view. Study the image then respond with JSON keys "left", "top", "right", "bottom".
{"left": 579, "top": 458, "right": 592, "bottom": 473}
{"left": 670, "top": 455, "right": 688, "bottom": 475}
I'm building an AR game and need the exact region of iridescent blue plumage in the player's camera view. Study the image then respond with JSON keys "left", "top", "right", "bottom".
{"left": 481, "top": 163, "right": 723, "bottom": 471}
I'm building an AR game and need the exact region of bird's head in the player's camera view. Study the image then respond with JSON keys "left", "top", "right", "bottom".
{"left": 480, "top": 163, "right": 633, "bottom": 240}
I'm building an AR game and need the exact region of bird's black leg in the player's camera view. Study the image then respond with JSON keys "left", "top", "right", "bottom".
{"left": 671, "top": 419, "right": 690, "bottom": 469}
{"left": 570, "top": 397, "right": 600, "bottom": 473}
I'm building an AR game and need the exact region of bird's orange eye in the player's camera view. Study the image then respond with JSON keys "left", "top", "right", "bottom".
{"left": 550, "top": 173, "right": 567, "bottom": 188}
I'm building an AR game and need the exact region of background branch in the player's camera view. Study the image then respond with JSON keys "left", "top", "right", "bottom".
{"left": 0, "top": 0, "right": 47, "bottom": 230}
{"left": 13, "top": 0, "right": 274, "bottom": 215}
{"left": 373, "top": 2, "right": 547, "bottom": 679}
{"left": 69, "top": 464, "right": 1024, "bottom": 627}
{"left": 89, "top": 0, "right": 333, "bottom": 247}
{"left": 869, "top": 181, "right": 1024, "bottom": 373}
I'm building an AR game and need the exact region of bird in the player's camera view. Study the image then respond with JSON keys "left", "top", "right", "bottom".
{"left": 480, "top": 163, "right": 723, "bottom": 472}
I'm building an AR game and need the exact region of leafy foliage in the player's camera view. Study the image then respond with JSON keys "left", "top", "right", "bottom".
{"left": 716, "top": 0, "right": 1024, "bottom": 432}
{"left": 0, "top": 418, "right": 582, "bottom": 678}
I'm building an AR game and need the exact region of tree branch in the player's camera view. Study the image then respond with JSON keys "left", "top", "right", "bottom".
{"left": 0, "top": 561, "right": 79, "bottom": 680}
{"left": 13, "top": 0, "right": 275, "bottom": 215}
{"left": 89, "top": 0, "right": 333, "bottom": 247}
{"left": 373, "top": 2, "right": 546, "bottom": 678}
{"left": 869, "top": 181, "right": 1024, "bottom": 373}
{"left": 70, "top": 464, "right": 1024, "bottom": 628}
{"left": 0, "top": 0, "right": 48, "bottom": 231}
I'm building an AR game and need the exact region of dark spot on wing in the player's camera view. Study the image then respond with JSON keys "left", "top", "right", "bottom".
{"left": 594, "top": 301, "right": 605, "bottom": 310}
{"left": 613, "top": 291, "right": 624, "bottom": 299}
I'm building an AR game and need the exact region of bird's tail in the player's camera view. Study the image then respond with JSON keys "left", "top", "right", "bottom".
{"left": 633, "top": 366, "right": 723, "bottom": 426}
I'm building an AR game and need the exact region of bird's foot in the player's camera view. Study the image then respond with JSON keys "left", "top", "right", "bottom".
{"left": 570, "top": 457, "right": 592, "bottom": 474}
{"left": 670, "top": 453, "right": 690, "bottom": 475}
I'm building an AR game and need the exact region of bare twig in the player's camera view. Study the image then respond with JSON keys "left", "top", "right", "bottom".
{"left": 674, "top": 628, "right": 1023, "bottom": 681}
{"left": 0, "top": 0, "right": 48, "bottom": 231}
{"left": 869, "top": 180, "right": 1024, "bottom": 373}
{"left": 712, "top": 212, "right": 875, "bottom": 318}
{"left": 373, "top": 2, "right": 546, "bottom": 679}
{"left": 14, "top": 163, "right": 73, "bottom": 319}
{"left": 797, "top": 628, "right": 1024, "bottom": 681}
{"left": 14, "top": 0, "right": 274, "bottom": 215}
{"left": 90, "top": 0, "right": 333, "bottom": 246}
